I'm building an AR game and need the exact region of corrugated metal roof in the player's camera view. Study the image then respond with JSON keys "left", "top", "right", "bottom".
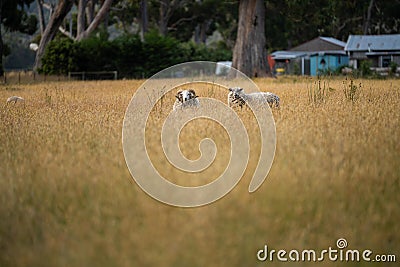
{"left": 271, "top": 50, "right": 347, "bottom": 60}
{"left": 271, "top": 51, "right": 308, "bottom": 60}
{"left": 345, "top": 34, "right": 400, "bottom": 51}
{"left": 320, "top": 37, "right": 346, "bottom": 48}
{"left": 309, "top": 50, "right": 347, "bottom": 56}
{"left": 366, "top": 51, "right": 400, "bottom": 56}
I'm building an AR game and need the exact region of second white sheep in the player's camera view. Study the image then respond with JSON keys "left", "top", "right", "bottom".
{"left": 228, "top": 87, "right": 280, "bottom": 109}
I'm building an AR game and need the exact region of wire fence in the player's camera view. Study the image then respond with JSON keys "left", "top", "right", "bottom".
{"left": 68, "top": 71, "right": 118, "bottom": 80}
{"left": 1, "top": 70, "right": 118, "bottom": 84}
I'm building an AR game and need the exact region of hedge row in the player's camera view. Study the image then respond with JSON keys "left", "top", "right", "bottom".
{"left": 40, "top": 31, "right": 232, "bottom": 78}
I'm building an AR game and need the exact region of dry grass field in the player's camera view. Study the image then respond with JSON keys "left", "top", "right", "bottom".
{"left": 0, "top": 76, "right": 399, "bottom": 267}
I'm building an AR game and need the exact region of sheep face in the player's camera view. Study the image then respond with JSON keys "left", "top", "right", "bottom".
{"left": 176, "top": 89, "right": 198, "bottom": 103}
{"left": 229, "top": 87, "right": 244, "bottom": 97}
{"left": 228, "top": 87, "right": 246, "bottom": 108}
{"left": 173, "top": 89, "right": 200, "bottom": 111}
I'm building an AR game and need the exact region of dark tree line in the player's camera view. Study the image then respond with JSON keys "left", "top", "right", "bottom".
{"left": 0, "top": 0, "right": 37, "bottom": 76}
{"left": 1, "top": 0, "right": 399, "bottom": 77}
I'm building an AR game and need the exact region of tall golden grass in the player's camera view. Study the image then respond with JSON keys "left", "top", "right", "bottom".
{"left": 0, "top": 77, "right": 399, "bottom": 267}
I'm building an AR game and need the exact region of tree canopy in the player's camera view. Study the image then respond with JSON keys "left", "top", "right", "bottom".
{"left": 0, "top": 0, "right": 38, "bottom": 75}
{"left": 2, "top": 0, "right": 400, "bottom": 76}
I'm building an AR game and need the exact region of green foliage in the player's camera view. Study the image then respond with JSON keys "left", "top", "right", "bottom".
{"left": 1, "top": 0, "right": 36, "bottom": 31}
{"left": 18, "top": 13, "right": 38, "bottom": 35}
{"left": 112, "top": 34, "right": 144, "bottom": 78}
{"left": 77, "top": 36, "right": 117, "bottom": 72}
{"left": 0, "top": 0, "right": 37, "bottom": 75}
{"left": 181, "top": 42, "right": 232, "bottom": 62}
{"left": 293, "top": 62, "right": 300, "bottom": 75}
{"left": 141, "top": 30, "right": 187, "bottom": 77}
{"left": 40, "top": 32, "right": 232, "bottom": 78}
{"left": 40, "top": 38, "right": 80, "bottom": 75}
{"left": 360, "top": 60, "right": 372, "bottom": 77}
{"left": 389, "top": 61, "right": 398, "bottom": 76}
{"left": 140, "top": 31, "right": 230, "bottom": 77}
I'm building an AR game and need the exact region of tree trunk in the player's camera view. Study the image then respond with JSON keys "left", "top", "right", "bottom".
{"left": 37, "top": 0, "right": 46, "bottom": 34}
{"left": 194, "top": 24, "right": 200, "bottom": 44}
{"left": 33, "top": 0, "right": 74, "bottom": 72}
{"left": 200, "top": 20, "right": 210, "bottom": 44}
{"left": 231, "top": 0, "right": 270, "bottom": 78}
{"left": 77, "top": 0, "right": 87, "bottom": 37}
{"left": 42, "top": 2, "right": 55, "bottom": 21}
{"left": 139, "top": 0, "right": 149, "bottom": 41}
{"left": 76, "top": 0, "right": 113, "bottom": 40}
{"left": 158, "top": 0, "right": 182, "bottom": 36}
{"left": 194, "top": 21, "right": 209, "bottom": 44}
{"left": 363, "top": 0, "right": 374, "bottom": 35}
{"left": 159, "top": 0, "right": 169, "bottom": 36}
{"left": 86, "top": 0, "right": 96, "bottom": 26}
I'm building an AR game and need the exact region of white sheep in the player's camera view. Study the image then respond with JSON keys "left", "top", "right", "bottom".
{"left": 6, "top": 96, "right": 25, "bottom": 105}
{"left": 228, "top": 87, "right": 280, "bottom": 109}
{"left": 173, "top": 89, "right": 200, "bottom": 111}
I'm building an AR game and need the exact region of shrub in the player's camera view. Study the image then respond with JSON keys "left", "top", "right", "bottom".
{"left": 40, "top": 37, "right": 80, "bottom": 75}
{"left": 76, "top": 36, "right": 117, "bottom": 72}
{"left": 360, "top": 60, "right": 372, "bottom": 77}
{"left": 141, "top": 31, "right": 188, "bottom": 77}
{"left": 112, "top": 35, "right": 144, "bottom": 78}
{"left": 40, "top": 32, "right": 232, "bottom": 78}
{"left": 293, "top": 62, "right": 300, "bottom": 75}
{"left": 389, "top": 61, "right": 398, "bottom": 76}
{"left": 180, "top": 42, "right": 231, "bottom": 62}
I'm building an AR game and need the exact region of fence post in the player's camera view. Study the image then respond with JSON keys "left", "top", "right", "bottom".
{"left": 18, "top": 72, "right": 21, "bottom": 84}
{"left": 3, "top": 72, "right": 6, "bottom": 84}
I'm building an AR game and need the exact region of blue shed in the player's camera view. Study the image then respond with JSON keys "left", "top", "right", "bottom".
{"left": 310, "top": 51, "right": 349, "bottom": 76}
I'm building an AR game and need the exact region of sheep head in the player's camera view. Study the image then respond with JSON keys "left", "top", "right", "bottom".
{"left": 176, "top": 89, "right": 198, "bottom": 103}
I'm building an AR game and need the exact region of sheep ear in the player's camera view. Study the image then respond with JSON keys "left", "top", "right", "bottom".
{"left": 188, "top": 89, "right": 196, "bottom": 96}
{"left": 175, "top": 91, "right": 182, "bottom": 100}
